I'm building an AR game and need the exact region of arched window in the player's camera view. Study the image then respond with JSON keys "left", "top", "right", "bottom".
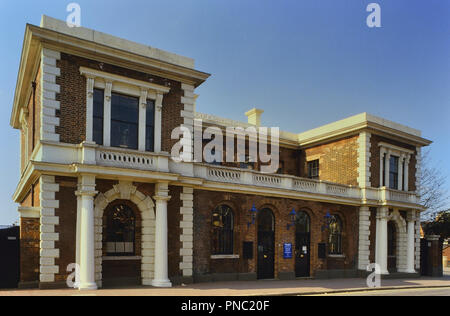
{"left": 105, "top": 204, "right": 136, "bottom": 256}
{"left": 328, "top": 215, "right": 343, "bottom": 255}
{"left": 211, "top": 205, "right": 234, "bottom": 255}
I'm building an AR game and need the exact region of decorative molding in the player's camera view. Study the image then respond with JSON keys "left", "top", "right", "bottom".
{"left": 39, "top": 175, "right": 60, "bottom": 283}
{"left": 94, "top": 181, "right": 155, "bottom": 287}
{"left": 179, "top": 186, "right": 194, "bottom": 277}
{"left": 80, "top": 67, "right": 170, "bottom": 94}
{"left": 18, "top": 206, "right": 40, "bottom": 219}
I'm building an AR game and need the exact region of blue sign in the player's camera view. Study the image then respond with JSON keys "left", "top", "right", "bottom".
{"left": 283, "top": 243, "right": 293, "bottom": 259}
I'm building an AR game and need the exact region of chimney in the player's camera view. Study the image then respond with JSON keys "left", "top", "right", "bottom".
{"left": 245, "top": 108, "right": 264, "bottom": 126}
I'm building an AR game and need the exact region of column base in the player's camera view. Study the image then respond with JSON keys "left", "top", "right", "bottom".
{"left": 79, "top": 282, "right": 98, "bottom": 291}
{"left": 152, "top": 279, "right": 172, "bottom": 288}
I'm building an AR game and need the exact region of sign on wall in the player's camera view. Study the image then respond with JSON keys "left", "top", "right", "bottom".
{"left": 283, "top": 243, "right": 293, "bottom": 259}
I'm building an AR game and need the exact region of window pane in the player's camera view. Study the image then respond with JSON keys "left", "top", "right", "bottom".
{"left": 111, "top": 121, "right": 138, "bottom": 150}
{"left": 110, "top": 93, "right": 139, "bottom": 150}
{"left": 211, "top": 205, "right": 234, "bottom": 255}
{"left": 93, "top": 89, "right": 104, "bottom": 145}
{"left": 146, "top": 100, "right": 155, "bottom": 152}
{"left": 308, "top": 160, "right": 319, "bottom": 179}
{"left": 389, "top": 156, "right": 399, "bottom": 189}
{"left": 111, "top": 93, "right": 139, "bottom": 123}
{"left": 106, "top": 204, "right": 136, "bottom": 256}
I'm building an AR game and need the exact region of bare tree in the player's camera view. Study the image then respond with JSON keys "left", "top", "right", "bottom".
{"left": 418, "top": 148, "right": 450, "bottom": 221}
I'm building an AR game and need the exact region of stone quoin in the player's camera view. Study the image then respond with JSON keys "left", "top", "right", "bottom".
{"left": 11, "top": 16, "right": 432, "bottom": 290}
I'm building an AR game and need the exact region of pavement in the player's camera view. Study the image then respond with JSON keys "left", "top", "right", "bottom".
{"left": 1, "top": 274, "right": 450, "bottom": 296}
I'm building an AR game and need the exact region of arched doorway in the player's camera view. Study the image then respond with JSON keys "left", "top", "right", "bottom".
{"left": 295, "top": 211, "right": 311, "bottom": 277}
{"left": 257, "top": 208, "right": 275, "bottom": 280}
{"left": 102, "top": 202, "right": 142, "bottom": 286}
{"left": 388, "top": 221, "right": 397, "bottom": 272}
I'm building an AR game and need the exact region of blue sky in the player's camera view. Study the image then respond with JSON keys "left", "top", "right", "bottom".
{"left": 0, "top": 0, "right": 449, "bottom": 224}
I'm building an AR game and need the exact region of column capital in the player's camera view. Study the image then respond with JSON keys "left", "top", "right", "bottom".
{"left": 153, "top": 195, "right": 171, "bottom": 202}
{"left": 75, "top": 190, "right": 98, "bottom": 197}
{"left": 359, "top": 206, "right": 370, "bottom": 213}
{"left": 406, "top": 210, "right": 418, "bottom": 222}
{"left": 376, "top": 207, "right": 389, "bottom": 220}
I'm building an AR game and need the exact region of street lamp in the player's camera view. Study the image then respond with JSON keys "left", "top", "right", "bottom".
{"left": 287, "top": 208, "right": 297, "bottom": 230}
{"left": 247, "top": 204, "right": 259, "bottom": 229}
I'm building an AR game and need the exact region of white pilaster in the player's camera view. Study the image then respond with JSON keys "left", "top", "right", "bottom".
{"left": 103, "top": 81, "right": 112, "bottom": 147}
{"left": 154, "top": 93, "right": 163, "bottom": 153}
{"left": 379, "top": 148, "right": 385, "bottom": 187}
{"left": 357, "top": 132, "right": 372, "bottom": 188}
{"left": 39, "top": 175, "right": 60, "bottom": 283}
{"left": 375, "top": 207, "right": 389, "bottom": 275}
{"left": 40, "top": 48, "right": 61, "bottom": 142}
{"left": 152, "top": 182, "right": 172, "bottom": 287}
{"left": 181, "top": 84, "right": 195, "bottom": 162}
{"left": 85, "top": 77, "right": 95, "bottom": 143}
{"left": 384, "top": 151, "right": 391, "bottom": 188}
{"left": 404, "top": 155, "right": 410, "bottom": 191}
{"left": 398, "top": 154, "right": 404, "bottom": 191}
{"left": 180, "top": 187, "right": 194, "bottom": 277}
{"left": 77, "top": 175, "right": 98, "bottom": 291}
{"left": 406, "top": 211, "right": 417, "bottom": 273}
{"left": 358, "top": 206, "right": 371, "bottom": 270}
{"left": 138, "top": 89, "right": 148, "bottom": 151}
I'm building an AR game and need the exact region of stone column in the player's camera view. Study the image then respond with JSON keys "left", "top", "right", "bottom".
{"left": 103, "top": 81, "right": 112, "bottom": 147}
{"left": 405, "top": 211, "right": 417, "bottom": 273}
{"left": 358, "top": 206, "right": 371, "bottom": 270}
{"left": 152, "top": 182, "right": 172, "bottom": 287}
{"left": 77, "top": 175, "right": 98, "bottom": 291}
{"left": 375, "top": 207, "right": 389, "bottom": 275}
{"left": 138, "top": 89, "right": 148, "bottom": 151}
{"left": 75, "top": 186, "right": 82, "bottom": 288}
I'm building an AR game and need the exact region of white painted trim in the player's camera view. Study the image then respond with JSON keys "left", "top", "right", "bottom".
{"left": 211, "top": 255, "right": 240, "bottom": 260}
{"left": 18, "top": 206, "right": 40, "bottom": 218}
{"left": 80, "top": 67, "right": 170, "bottom": 94}
{"left": 102, "top": 256, "right": 142, "bottom": 261}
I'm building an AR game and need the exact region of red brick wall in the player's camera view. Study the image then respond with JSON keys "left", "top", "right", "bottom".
{"left": 302, "top": 135, "right": 359, "bottom": 186}
{"left": 19, "top": 218, "right": 40, "bottom": 284}
{"left": 193, "top": 190, "right": 359, "bottom": 278}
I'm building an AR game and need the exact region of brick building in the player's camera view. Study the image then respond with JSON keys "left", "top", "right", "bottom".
{"left": 10, "top": 16, "right": 432, "bottom": 290}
